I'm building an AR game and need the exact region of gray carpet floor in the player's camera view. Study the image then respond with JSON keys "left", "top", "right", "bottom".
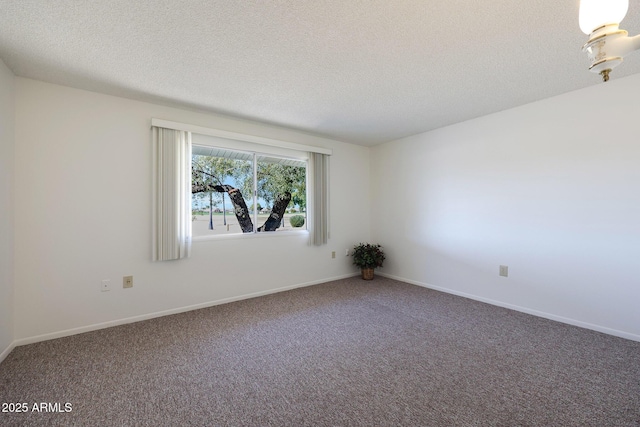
{"left": 1, "top": 276, "right": 639, "bottom": 426}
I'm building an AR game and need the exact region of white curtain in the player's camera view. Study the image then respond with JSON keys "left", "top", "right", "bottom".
{"left": 309, "top": 152, "right": 329, "bottom": 246}
{"left": 152, "top": 127, "right": 192, "bottom": 261}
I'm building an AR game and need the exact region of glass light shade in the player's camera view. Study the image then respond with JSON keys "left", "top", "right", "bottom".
{"left": 579, "top": 0, "right": 629, "bottom": 34}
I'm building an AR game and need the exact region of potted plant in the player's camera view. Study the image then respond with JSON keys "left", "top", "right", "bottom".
{"left": 352, "top": 243, "right": 385, "bottom": 280}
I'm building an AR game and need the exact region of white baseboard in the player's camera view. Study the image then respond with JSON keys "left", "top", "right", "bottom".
{"left": 0, "top": 341, "right": 15, "bottom": 364}
{"left": 13, "top": 272, "right": 360, "bottom": 348}
{"left": 377, "top": 272, "right": 640, "bottom": 343}
{"left": 13, "top": 270, "right": 635, "bottom": 353}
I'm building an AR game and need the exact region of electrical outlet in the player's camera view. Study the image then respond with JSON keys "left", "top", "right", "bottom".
{"left": 101, "top": 279, "right": 111, "bottom": 292}
{"left": 123, "top": 275, "right": 133, "bottom": 288}
{"left": 331, "top": 251, "right": 336, "bottom": 259}
{"left": 345, "top": 249, "right": 350, "bottom": 256}
{"left": 499, "top": 265, "right": 509, "bottom": 277}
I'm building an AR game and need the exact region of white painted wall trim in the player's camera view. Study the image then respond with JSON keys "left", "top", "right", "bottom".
{"left": 377, "top": 272, "right": 640, "bottom": 343}
{"left": 12, "top": 273, "right": 358, "bottom": 348}
{"left": 0, "top": 342, "right": 15, "bottom": 364}
{"left": 151, "top": 118, "right": 332, "bottom": 155}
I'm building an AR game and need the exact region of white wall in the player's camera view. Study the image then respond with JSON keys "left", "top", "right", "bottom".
{"left": 0, "top": 59, "right": 15, "bottom": 360}
{"left": 13, "top": 78, "right": 370, "bottom": 342}
{"left": 371, "top": 73, "right": 640, "bottom": 341}
{"left": 12, "top": 71, "right": 640, "bottom": 345}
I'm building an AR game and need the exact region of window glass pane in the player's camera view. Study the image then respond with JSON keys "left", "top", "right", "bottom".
{"left": 256, "top": 155, "right": 307, "bottom": 232}
{"left": 192, "top": 146, "right": 254, "bottom": 236}
{"left": 191, "top": 145, "right": 307, "bottom": 236}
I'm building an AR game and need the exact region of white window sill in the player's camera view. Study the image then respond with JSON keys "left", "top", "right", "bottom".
{"left": 192, "top": 229, "right": 309, "bottom": 243}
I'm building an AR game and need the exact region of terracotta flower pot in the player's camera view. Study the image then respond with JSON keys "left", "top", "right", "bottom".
{"left": 361, "top": 268, "right": 374, "bottom": 280}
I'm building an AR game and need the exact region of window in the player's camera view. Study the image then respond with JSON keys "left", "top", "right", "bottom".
{"left": 152, "top": 119, "right": 330, "bottom": 260}
{"left": 191, "top": 146, "right": 307, "bottom": 236}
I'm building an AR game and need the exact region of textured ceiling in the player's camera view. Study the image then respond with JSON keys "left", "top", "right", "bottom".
{"left": 2, "top": 1, "right": 640, "bottom": 146}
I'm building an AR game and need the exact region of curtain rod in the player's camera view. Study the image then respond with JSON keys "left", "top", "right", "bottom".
{"left": 151, "top": 119, "right": 332, "bottom": 156}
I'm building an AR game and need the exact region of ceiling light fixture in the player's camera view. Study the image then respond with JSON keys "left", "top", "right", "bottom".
{"left": 580, "top": 0, "right": 640, "bottom": 81}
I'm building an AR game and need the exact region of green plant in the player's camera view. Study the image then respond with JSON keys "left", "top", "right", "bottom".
{"left": 289, "top": 215, "right": 305, "bottom": 228}
{"left": 352, "top": 243, "right": 385, "bottom": 269}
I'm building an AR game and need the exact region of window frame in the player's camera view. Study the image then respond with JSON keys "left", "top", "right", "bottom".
{"left": 191, "top": 145, "right": 309, "bottom": 239}
{"left": 151, "top": 118, "right": 331, "bottom": 245}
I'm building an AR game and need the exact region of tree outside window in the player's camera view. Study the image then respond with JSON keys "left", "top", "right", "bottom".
{"left": 191, "top": 146, "right": 306, "bottom": 236}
